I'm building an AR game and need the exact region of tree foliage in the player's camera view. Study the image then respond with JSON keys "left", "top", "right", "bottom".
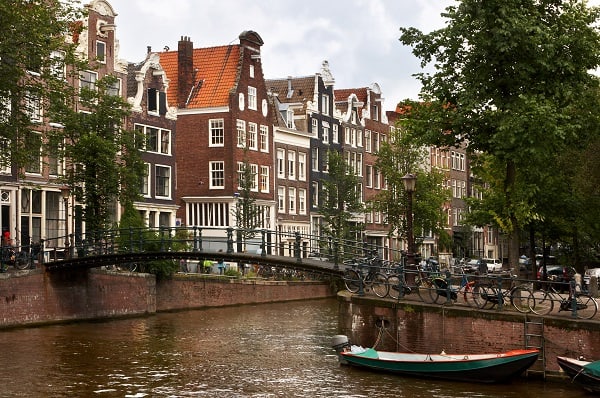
{"left": 372, "top": 126, "right": 450, "bottom": 251}
{"left": 233, "top": 156, "right": 262, "bottom": 244}
{"left": 399, "top": 0, "right": 600, "bottom": 266}
{"left": 0, "top": 0, "right": 82, "bottom": 170}
{"left": 320, "top": 149, "right": 364, "bottom": 243}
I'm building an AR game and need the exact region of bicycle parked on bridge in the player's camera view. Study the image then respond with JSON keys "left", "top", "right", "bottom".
{"left": 530, "top": 280, "right": 598, "bottom": 319}
{"left": 343, "top": 253, "right": 388, "bottom": 298}
{"left": 385, "top": 263, "right": 442, "bottom": 303}
{"left": 472, "top": 275, "right": 535, "bottom": 313}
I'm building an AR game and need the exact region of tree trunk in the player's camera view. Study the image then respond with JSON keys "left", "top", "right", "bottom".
{"left": 505, "top": 161, "right": 520, "bottom": 272}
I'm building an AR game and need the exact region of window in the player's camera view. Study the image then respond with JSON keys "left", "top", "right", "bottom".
{"left": 249, "top": 64, "right": 255, "bottom": 78}
{"left": 136, "top": 124, "right": 171, "bottom": 154}
{"left": 236, "top": 162, "right": 244, "bottom": 190}
{"left": 311, "top": 118, "right": 318, "bottom": 135}
{"left": 321, "top": 94, "right": 329, "bottom": 115}
{"left": 237, "top": 120, "right": 246, "bottom": 147}
{"left": 373, "top": 104, "right": 379, "bottom": 121}
{"left": 210, "top": 119, "right": 224, "bottom": 147}
{"left": 298, "top": 152, "right": 306, "bottom": 181}
{"left": 298, "top": 189, "right": 306, "bottom": 214}
{"left": 188, "top": 202, "right": 230, "bottom": 227}
{"left": 345, "top": 127, "right": 351, "bottom": 144}
{"left": 374, "top": 132, "right": 380, "bottom": 152}
{"left": 311, "top": 147, "right": 318, "bottom": 171}
{"left": 322, "top": 125, "right": 329, "bottom": 144}
{"left": 210, "top": 161, "right": 225, "bottom": 189}
{"left": 365, "top": 130, "right": 371, "bottom": 152}
{"left": 259, "top": 125, "right": 269, "bottom": 152}
{"left": 323, "top": 151, "right": 329, "bottom": 173}
{"left": 107, "top": 79, "right": 121, "bottom": 96}
{"left": 50, "top": 51, "right": 65, "bottom": 79}
{"left": 288, "top": 187, "right": 296, "bottom": 214}
{"left": 141, "top": 163, "right": 150, "bottom": 196}
{"left": 287, "top": 150, "right": 295, "bottom": 180}
{"left": 155, "top": 165, "right": 171, "bottom": 197}
{"left": 366, "top": 165, "right": 373, "bottom": 188}
{"left": 160, "top": 131, "right": 170, "bottom": 154}
{"left": 147, "top": 88, "right": 167, "bottom": 115}
{"left": 48, "top": 139, "right": 62, "bottom": 176}
{"left": 248, "top": 86, "right": 257, "bottom": 110}
{"left": 374, "top": 168, "right": 381, "bottom": 189}
{"left": 96, "top": 41, "right": 106, "bottom": 63}
{"left": 286, "top": 109, "right": 295, "bottom": 129}
{"left": 356, "top": 153, "right": 363, "bottom": 176}
{"left": 79, "top": 70, "right": 97, "bottom": 91}
{"left": 25, "top": 131, "right": 42, "bottom": 174}
{"left": 277, "top": 149, "right": 285, "bottom": 178}
{"left": 312, "top": 181, "right": 319, "bottom": 207}
{"left": 260, "top": 166, "right": 269, "bottom": 192}
{"left": 250, "top": 163, "right": 258, "bottom": 191}
{"left": 357, "top": 129, "right": 363, "bottom": 147}
{"left": 25, "top": 91, "right": 42, "bottom": 122}
{"left": 332, "top": 124, "right": 339, "bottom": 143}
{"left": 248, "top": 122, "right": 257, "bottom": 150}
{"left": 278, "top": 186, "right": 285, "bottom": 213}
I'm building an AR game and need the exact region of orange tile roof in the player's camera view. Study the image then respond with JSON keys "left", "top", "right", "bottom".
{"left": 334, "top": 87, "right": 368, "bottom": 104}
{"left": 160, "top": 45, "right": 241, "bottom": 109}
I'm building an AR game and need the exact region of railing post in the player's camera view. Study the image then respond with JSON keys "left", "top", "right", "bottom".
{"left": 160, "top": 227, "right": 166, "bottom": 252}
{"left": 571, "top": 279, "right": 578, "bottom": 318}
{"left": 333, "top": 238, "right": 339, "bottom": 270}
{"left": 38, "top": 239, "right": 45, "bottom": 265}
{"left": 198, "top": 227, "right": 203, "bottom": 252}
{"left": 226, "top": 227, "right": 234, "bottom": 254}
{"left": 260, "top": 229, "right": 266, "bottom": 257}
{"left": 397, "top": 263, "right": 405, "bottom": 299}
{"left": 496, "top": 275, "right": 503, "bottom": 311}
{"left": 294, "top": 232, "right": 301, "bottom": 263}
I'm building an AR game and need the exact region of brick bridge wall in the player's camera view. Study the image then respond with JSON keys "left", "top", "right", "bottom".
{"left": 0, "top": 269, "right": 335, "bottom": 329}
{"left": 337, "top": 291, "right": 600, "bottom": 376}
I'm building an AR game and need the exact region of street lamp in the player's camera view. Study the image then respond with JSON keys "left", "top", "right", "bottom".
{"left": 401, "top": 173, "right": 417, "bottom": 268}
{"left": 60, "top": 186, "right": 70, "bottom": 259}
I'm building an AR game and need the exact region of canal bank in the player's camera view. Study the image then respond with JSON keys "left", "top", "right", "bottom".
{"left": 0, "top": 268, "right": 336, "bottom": 329}
{"left": 336, "top": 290, "right": 600, "bottom": 378}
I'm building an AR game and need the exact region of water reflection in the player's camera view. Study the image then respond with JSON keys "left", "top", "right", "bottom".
{"left": 0, "top": 299, "right": 588, "bottom": 397}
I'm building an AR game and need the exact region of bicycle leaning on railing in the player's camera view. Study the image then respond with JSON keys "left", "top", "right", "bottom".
{"left": 530, "top": 279, "right": 598, "bottom": 319}
{"left": 342, "top": 254, "right": 388, "bottom": 298}
{"left": 471, "top": 275, "right": 535, "bottom": 313}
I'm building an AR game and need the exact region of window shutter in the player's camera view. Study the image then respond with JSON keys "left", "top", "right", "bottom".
{"left": 159, "top": 92, "right": 167, "bottom": 115}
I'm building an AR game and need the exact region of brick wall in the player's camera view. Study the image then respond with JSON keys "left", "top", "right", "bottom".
{"left": 0, "top": 269, "right": 334, "bottom": 328}
{"left": 337, "top": 291, "right": 600, "bottom": 375}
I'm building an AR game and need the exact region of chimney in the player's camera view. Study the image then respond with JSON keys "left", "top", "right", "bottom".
{"left": 178, "top": 36, "right": 194, "bottom": 108}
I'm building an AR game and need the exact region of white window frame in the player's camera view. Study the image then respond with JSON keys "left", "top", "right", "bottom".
{"left": 277, "top": 149, "right": 285, "bottom": 178}
{"left": 155, "top": 164, "right": 171, "bottom": 198}
{"left": 96, "top": 40, "right": 106, "bottom": 63}
{"left": 209, "top": 161, "right": 225, "bottom": 189}
{"left": 287, "top": 150, "right": 295, "bottom": 180}
{"left": 298, "top": 152, "right": 306, "bottom": 181}
{"left": 298, "top": 188, "right": 306, "bottom": 214}
{"left": 260, "top": 166, "right": 269, "bottom": 193}
{"left": 332, "top": 124, "right": 339, "bottom": 143}
{"left": 321, "top": 94, "right": 329, "bottom": 115}
{"left": 237, "top": 119, "right": 246, "bottom": 148}
{"left": 259, "top": 125, "right": 269, "bottom": 152}
{"left": 248, "top": 86, "right": 257, "bottom": 110}
{"left": 248, "top": 122, "right": 257, "bottom": 150}
{"left": 79, "top": 70, "right": 97, "bottom": 92}
{"left": 288, "top": 187, "right": 296, "bottom": 214}
{"left": 141, "top": 162, "right": 151, "bottom": 197}
{"left": 278, "top": 186, "right": 285, "bottom": 213}
{"left": 209, "top": 119, "right": 225, "bottom": 147}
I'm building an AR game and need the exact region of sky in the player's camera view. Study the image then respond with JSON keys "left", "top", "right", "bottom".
{"left": 108, "top": 0, "right": 453, "bottom": 111}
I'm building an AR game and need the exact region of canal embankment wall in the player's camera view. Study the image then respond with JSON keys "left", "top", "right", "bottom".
{"left": 0, "top": 268, "right": 336, "bottom": 329}
{"left": 337, "top": 291, "right": 600, "bottom": 376}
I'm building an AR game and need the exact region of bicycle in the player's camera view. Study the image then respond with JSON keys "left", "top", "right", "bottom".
{"left": 473, "top": 275, "right": 535, "bottom": 313}
{"left": 343, "top": 256, "right": 388, "bottom": 298}
{"left": 530, "top": 280, "right": 598, "bottom": 319}
{"left": 386, "top": 263, "right": 440, "bottom": 303}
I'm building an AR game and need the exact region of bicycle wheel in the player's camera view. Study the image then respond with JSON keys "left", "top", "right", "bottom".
{"left": 14, "top": 252, "right": 31, "bottom": 270}
{"left": 431, "top": 277, "right": 456, "bottom": 304}
{"left": 510, "top": 285, "right": 534, "bottom": 313}
{"left": 462, "top": 282, "right": 479, "bottom": 308}
{"left": 370, "top": 272, "right": 389, "bottom": 298}
{"left": 416, "top": 278, "right": 437, "bottom": 304}
{"left": 475, "top": 285, "right": 497, "bottom": 309}
{"left": 575, "top": 294, "right": 598, "bottom": 320}
{"left": 343, "top": 269, "right": 361, "bottom": 294}
{"left": 530, "top": 289, "right": 554, "bottom": 316}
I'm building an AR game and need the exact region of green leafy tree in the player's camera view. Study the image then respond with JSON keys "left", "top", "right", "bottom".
{"left": 48, "top": 74, "right": 145, "bottom": 232}
{"left": 372, "top": 127, "right": 450, "bottom": 254}
{"left": 232, "top": 158, "right": 261, "bottom": 250}
{"left": 0, "top": 0, "right": 82, "bottom": 170}
{"left": 320, "top": 150, "right": 364, "bottom": 250}
{"left": 399, "top": 0, "right": 600, "bottom": 268}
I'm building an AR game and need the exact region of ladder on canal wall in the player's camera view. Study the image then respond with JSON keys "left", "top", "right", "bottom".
{"left": 524, "top": 316, "right": 545, "bottom": 378}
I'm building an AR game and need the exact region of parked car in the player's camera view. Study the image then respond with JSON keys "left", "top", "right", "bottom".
{"left": 537, "top": 265, "right": 577, "bottom": 292}
{"left": 464, "top": 258, "right": 487, "bottom": 274}
{"left": 583, "top": 268, "right": 600, "bottom": 290}
{"left": 482, "top": 258, "right": 503, "bottom": 273}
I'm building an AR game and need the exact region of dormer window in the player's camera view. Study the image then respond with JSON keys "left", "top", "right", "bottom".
{"left": 249, "top": 64, "right": 255, "bottom": 78}
{"left": 286, "top": 109, "right": 294, "bottom": 129}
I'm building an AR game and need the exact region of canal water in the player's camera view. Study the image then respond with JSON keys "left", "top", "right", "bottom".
{"left": 0, "top": 298, "right": 588, "bottom": 397}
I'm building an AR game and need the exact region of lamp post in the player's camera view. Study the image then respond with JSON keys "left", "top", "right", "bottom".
{"left": 60, "top": 186, "right": 70, "bottom": 259}
{"left": 401, "top": 173, "right": 417, "bottom": 269}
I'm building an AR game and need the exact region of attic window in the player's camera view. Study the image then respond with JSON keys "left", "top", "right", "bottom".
{"left": 249, "top": 65, "right": 255, "bottom": 78}
{"left": 148, "top": 88, "right": 167, "bottom": 115}
{"left": 96, "top": 41, "right": 106, "bottom": 63}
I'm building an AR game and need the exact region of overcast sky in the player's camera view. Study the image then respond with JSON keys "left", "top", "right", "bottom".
{"left": 108, "top": 0, "right": 453, "bottom": 110}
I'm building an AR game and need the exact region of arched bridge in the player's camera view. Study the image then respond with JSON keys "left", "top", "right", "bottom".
{"left": 3, "top": 226, "right": 376, "bottom": 278}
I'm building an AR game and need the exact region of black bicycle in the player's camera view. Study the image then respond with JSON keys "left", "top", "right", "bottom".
{"left": 343, "top": 256, "right": 388, "bottom": 298}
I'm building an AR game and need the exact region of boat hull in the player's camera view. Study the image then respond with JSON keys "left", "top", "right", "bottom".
{"left": 557, "top": 356, "right": 600, "bottom": 393}
{"left": 338, "top": 348, "right": 539, "bottom": 384}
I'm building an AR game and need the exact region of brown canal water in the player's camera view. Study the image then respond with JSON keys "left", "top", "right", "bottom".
{"left": 0, "top": 298, "right": 588, "bottom": 397}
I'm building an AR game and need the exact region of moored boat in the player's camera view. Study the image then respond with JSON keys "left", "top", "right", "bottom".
{"left": 557, "top": 356, "right": 600, "bottom": 393}
{"left": 331, "top": 335, "right": 539, "bottom": 384}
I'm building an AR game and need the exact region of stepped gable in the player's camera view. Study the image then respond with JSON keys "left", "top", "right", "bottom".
{"left": 160, "top": 43, "right": 241, "bottom": 109}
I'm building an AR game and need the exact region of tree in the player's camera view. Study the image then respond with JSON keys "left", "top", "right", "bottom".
{"left": 48, "top": 74, "right": 145, "bottom": 232}
{"left": 320, "top": 149, "right": 364, "bottom": 250}
{"left": 0, "top": 0, "right": 82, "bottom": 170}
{"left": 399, "top": 0, "right": 600, "bottom": 268}
{"left": 232, "top": 157, "right": 261, "bottom": 251}
{"left": 372, "top": 126, "right": 449, "bottom": 255}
